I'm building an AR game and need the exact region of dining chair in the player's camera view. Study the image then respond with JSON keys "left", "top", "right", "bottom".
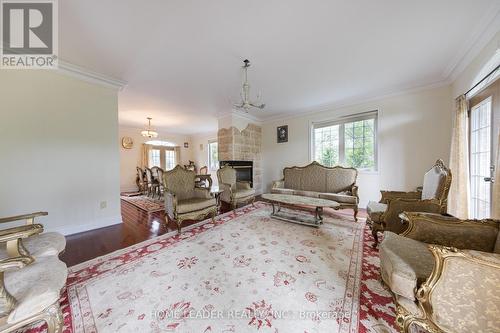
{"left": 136, "top": 167, "right": 147, "bottom": 194}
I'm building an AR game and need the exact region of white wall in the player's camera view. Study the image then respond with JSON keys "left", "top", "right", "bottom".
{"left": 191, "top": 132, "right": 219, "bottom": 186}
{"left": 262, "top": 85, "right": 453, "bottom": 207}
{"left": 119, "top": 127, "right": 193, "bottom": 192}
{"left": 191, "top": 132, "right": 217, "bottom": 168}
{"left": 0, "top": 70, "right": 121, "bottom": 235}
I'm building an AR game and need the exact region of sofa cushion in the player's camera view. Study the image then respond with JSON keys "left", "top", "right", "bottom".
{"left": 5, "top": 256, "right": 67, "bottom": 324}
{"left": 379, "top": 232, "right": 434, "bottom": 300}
{"left": 366, "top": 201, "right": 387, "bottom": 223}
{"left": 293, "top": 190, "right": 320, "bottom": 198}
{"left": 271, "top": 188, "right": 295, "bottom": 195}
{"left": 0, "top": 232, "right": 66, "bottom": 259}
{"left": 177, "top": 198, "right": 216, "bottom": 214}
{"left": 319, "top": 192, "right": 357, "bottom": 204}
{"left": 326, "top": 168, "right": 357, "bottom": 193}
{"left": 233, "top": 188, "right": 255, "bottom": 199}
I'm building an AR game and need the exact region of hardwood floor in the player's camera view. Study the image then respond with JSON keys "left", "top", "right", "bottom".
{"left": 61, "top": 198, "right": 366, "bottom": 267}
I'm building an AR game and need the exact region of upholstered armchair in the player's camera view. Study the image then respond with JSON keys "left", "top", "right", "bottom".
{"left": 0, "top": 212, "right": 66, "bottom": 259}
{"left": 379, "top": 212, "right": 500, "bottom": 333}
{"left": 367, "top": 159, "right": 452, "bottom": 246}
{"left": 0, "top": 212, "right": 67, "bottom": 333}
{"left": 163, "top": 165, "right": 217, "bottom": 233}
{"left": 217, "top": 165, "right": 255, "bottom": 211}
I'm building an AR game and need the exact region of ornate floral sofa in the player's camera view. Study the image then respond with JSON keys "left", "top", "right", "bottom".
{"left": 271, "top": 161, "right": 359, "bottom": 220}
{"left": 367, "top": 159, "right": 452, "bottom": 246}
{"left": 380, "top": 212, "right": 500, "bottom": 333}
{"left": 164, "top": 165, "right": 217, "bottom": 233}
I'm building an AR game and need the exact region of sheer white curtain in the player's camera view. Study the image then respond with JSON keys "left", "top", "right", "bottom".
{"left": 140, "top": 144, "right": 151, "bottom": 169}
{"left": 448, "top": 95, "right": 470, "bottom": 218}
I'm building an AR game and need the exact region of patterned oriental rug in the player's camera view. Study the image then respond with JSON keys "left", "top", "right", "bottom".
{"left": 32, "top": 202, "right": 398, "bottom": 333}
{"left": 120, "top": 195, "right": 165, "bottom": 213}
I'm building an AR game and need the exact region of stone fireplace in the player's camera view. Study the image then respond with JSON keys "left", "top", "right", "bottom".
{"left": 217, "top": 122, "right": 262, "bottom": 193}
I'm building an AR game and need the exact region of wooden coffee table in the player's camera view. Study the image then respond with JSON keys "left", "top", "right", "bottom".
{"left": 261, "top": 193, "right": 340, "bottom": 227}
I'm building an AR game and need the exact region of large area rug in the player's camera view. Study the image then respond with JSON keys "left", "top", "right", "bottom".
{"left": 120, "top": 195, "right": 164, "bottom": 213}
{"left": 41, "top": 202, "right": 398, "bottom": 332}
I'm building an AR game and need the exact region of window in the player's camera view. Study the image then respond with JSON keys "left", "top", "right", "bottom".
{"left": 165, "top": 150, "right": 176, "bottom": 170}
{"left": 312, "top": 112, "right": 377, "bottom": 171}
{"left": 147, "top": 145, "right": 177, "bottom": 170}
{"left": 208, "top": 140, "right": 218, "bottom": 170}
{"left": 149, "top": 149, "right": 161, "bottom": 167}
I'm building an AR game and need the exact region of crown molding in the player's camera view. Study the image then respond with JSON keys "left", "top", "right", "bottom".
{"left": 258, "top": 79, "right": 451, "bottom": 123}
{"left": 57, "top": 60, "right": 127, "bottom": 90}
{"left": 217, "top": 109, "right": 262, "bottom": 123}
{"left": 443, "top": 4, "right": 500, "bottom": 82}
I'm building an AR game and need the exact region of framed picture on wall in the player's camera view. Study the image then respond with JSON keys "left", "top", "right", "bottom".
{"left": 277, "top": 125, "right": 288, "bottom": 143}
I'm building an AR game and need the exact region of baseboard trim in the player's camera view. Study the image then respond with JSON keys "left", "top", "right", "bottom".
{"left": 46, "top": 215, "right": 123, "bottom": 236}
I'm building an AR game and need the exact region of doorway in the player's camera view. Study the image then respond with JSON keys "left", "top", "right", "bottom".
{"left": 469, "top": 79, "right": 500, "bottom": 219}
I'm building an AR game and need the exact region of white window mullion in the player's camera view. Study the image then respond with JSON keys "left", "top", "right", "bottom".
{"left": 339, "top": 123, "right": 345, "bottom": 165}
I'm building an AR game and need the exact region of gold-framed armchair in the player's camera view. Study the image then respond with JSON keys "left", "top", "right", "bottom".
{"left": 217, "top": 165, "right": 255, "bottom": 211}
{"left": 400, "top": 246, "right": 500, "bottom": 333}
{"left": 0, "top": 212, "right": 66, "bottom": 258}
{"left": 163, "top": 165, "right": 217, "bottom": 233}
{"left": 0, "top": 212, "right": 67, "bottom": 333}
{"left": 367, "top": 159, "right": 452, "bottom": 246}
{"left": 379, "top": 212, "right": 500, "bottom": 333}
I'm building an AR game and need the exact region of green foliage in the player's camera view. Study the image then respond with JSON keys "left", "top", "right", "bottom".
{"left": 320, "top": 147, "right": 338, "bottom": 167}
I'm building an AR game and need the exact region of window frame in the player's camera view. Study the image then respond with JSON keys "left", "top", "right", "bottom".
{"left": 208, "top": 140, "right": 219, "bottom": 171}
{"left": 310, "top": 111, "right": 379, "bottom": 172}
{"left": 147, "top": 145, "right": 176, "bottom": 170}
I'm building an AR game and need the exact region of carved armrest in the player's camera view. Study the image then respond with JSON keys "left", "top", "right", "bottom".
{"left": 272, "top": 180, "right": 284, "bottom": 189}
{"left": 414, "top": 246, "right": 500, "bottom": 333}
{"left": 400, "top": 212, "right": 500, "bottom": 251}
{"left": 0, "top": 224, "right": 44, "bottom": 243}
{"left": 0, "top": 212, "right": 48, "bottom": 225}
{"left": 381, "top": 198, "right": 442, "bottom": 234}
{"left": 236, "top": 181, "right": 251, "bottom": 190}
{"left": 380, "top": 191, "right": 422, "bottom": 204}
{"left": 0, "top": 256, "right": 33, "bottom": 272}
{"left": 164, "top": 191, "right": 177, "bottom": 219}
{"left": 351, "top": 185, "right": 359, "bottom": 198}
{"left": 193, "top": 187, "right": 213, "bottom": 199}
{"left": 219, "top": 182, "right": 233, "bottom": 193}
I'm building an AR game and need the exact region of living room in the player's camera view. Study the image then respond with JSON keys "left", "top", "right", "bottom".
{"left": 1, "top": 1, "right": 499, "bottom": 332}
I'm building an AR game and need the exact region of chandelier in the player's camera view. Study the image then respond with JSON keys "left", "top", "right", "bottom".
{"left": 233, "top": 59, "right": 265, "bottom": 112}
{"left": 141, "top": 117, "right": 158, "bottom": 138}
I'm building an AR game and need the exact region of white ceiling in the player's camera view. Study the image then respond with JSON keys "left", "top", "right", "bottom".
{"left": 59, "top": 0, "right": 500, "bottom": 134}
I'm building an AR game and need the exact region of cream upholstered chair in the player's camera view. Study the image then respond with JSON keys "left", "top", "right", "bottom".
{"left": 367, "top": 159, "right": 451, "bottom": 246}
{"left": 379, "top": 212, "right": 500, "bottom": 333}
{"left": 217, "top": 165, "right": 255, "bottom": 211}
{"left": 0, "top": 212, "right": 67, "bottom": 333}
{"left": 163, "top": 165, "right": 217, "bottom": 233}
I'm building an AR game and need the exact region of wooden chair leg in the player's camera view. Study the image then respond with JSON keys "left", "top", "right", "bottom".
{"left": 353, "top": 207, "right": 358, "bottom": 222}
{"left": 372, "top": 228, "right": 379, "bottom": 248}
